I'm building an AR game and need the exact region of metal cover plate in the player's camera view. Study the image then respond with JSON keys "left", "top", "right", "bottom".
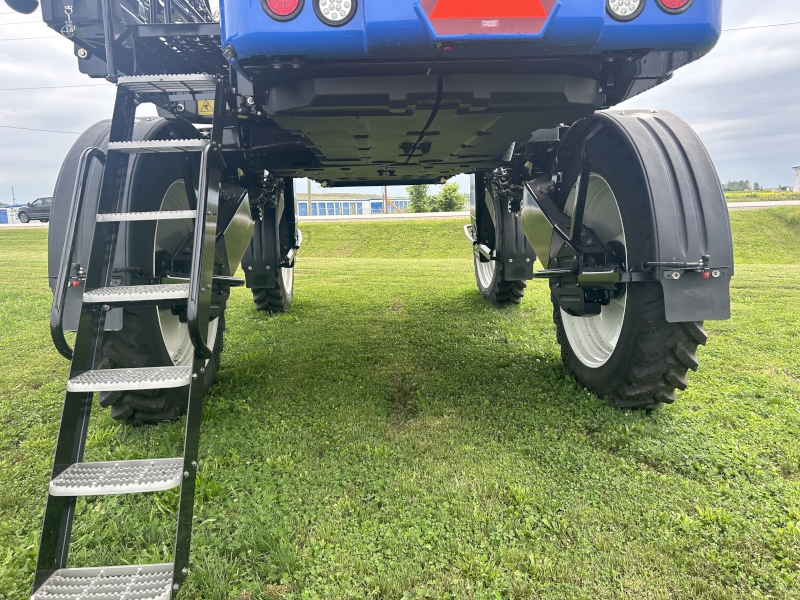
{"left": 31, "top": 563, "right": 173, "bottom": 600}
{"left": 50, "top": 458, "right": 184, "bottom": 496}
{"left": 67, "top": 366, "right": 192, "bottom": 392}
{"left": 83, "top": 284, "right": 189, "bottom": 304}
{"left": 108, "top": 139, "right": 209, "bottom": 153}
{"left": 96, "top": 210, "right": 195, "bottom": 222}
{"left": 118, "top": 73, "right": 217, "bottom": 95}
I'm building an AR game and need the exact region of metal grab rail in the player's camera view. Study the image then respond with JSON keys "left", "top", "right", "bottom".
{"left": 50, "top": 147, "right": 106, "bottom": 360}
{"left": 186, "top": 143, "right": 218, "bottom": 360}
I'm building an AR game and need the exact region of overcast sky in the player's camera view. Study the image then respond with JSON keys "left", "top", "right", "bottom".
{"left": 0, "top": 0, "right": 797, "bottom": 204}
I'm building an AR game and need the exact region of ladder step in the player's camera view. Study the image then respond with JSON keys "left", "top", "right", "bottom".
{"left": 118, "top": 73, "right": 217, "bottom": 95}
{"left": 50, "top": 458, "right": 184, "bottom": 497}
{"left": 96, "top": 210, "right": 195, "bottom": 223}
{"left": 83, "top": 283, "right": 189, "bottom": 305}
{"left": 31, "top": 563, "right": 173, "bottom": 600}
{"left": 67, "top": 366, "right": 193, "bottom": 393}
{"left": 108, "top": 139, "right": 209, "bottom": 154}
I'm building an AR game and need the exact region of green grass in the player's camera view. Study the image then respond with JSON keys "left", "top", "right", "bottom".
{"left": 1, "top": 210, "right": 800, "bottom": 599}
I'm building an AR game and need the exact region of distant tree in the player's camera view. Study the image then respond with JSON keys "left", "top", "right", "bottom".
{"left": 722, "top": 180, "right": 753, "bottom": 192}
{"left": 431, "top": 182, "right": 464, "bottom": 212}
{"left": 406, "top": 184, "right": 431, "bottom": 213}
{"left": 753, "top": 182, "right": 761, "bottom": 191}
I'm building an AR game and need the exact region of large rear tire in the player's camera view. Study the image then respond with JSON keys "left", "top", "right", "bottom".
{"left": 552, "top": 127, "right": 706, "bottom": 409}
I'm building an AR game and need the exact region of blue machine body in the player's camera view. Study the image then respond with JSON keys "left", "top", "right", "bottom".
{"left": 222, "top": 0, "right": 721, "bottom": 69}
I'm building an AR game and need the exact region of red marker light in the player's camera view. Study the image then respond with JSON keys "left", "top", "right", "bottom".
{"left": 702, "top": 272, "right": 710, "bottom": 279}
{"left": 264, "top": 0, "right": 302, "bottom": 20}
{"left": 656, "top": 0, "right": 693, "bottom": 14}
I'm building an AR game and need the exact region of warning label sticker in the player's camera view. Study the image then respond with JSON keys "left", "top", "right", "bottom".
{"left": 198, "top": 100, "right": 214, "bottom": 116}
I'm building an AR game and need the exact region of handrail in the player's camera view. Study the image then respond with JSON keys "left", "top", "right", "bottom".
{"left": 50, "top": 147, "right": 106, "bottom": 360}
{"left": 186, "top": 143, "right": 217, "bottom": 360}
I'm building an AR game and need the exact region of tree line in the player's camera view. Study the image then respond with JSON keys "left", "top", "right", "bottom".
{"left": 405, "top": 183, "right": 466, "bottom": 212}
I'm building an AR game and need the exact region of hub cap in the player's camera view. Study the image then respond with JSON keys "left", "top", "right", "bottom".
{"left": 560, "top": 174, "right": 627, "bottom": 368}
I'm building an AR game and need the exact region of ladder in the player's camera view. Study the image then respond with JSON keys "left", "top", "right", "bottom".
{"left": 33, "top": 74, "right": 229, "bottom": 600}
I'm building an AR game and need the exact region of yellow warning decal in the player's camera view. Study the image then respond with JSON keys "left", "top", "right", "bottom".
{"left": 198, "top": 100, "right": 214, "bottom": 116}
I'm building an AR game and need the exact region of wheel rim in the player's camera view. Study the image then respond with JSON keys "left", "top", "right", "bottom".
{"left": 560, "top": 174, "right": 627, "bottom": 369}
{"left": 474, "top": 254, "right": 496, "bottom": 289}
{"left": 154, "top": 180, "right": 218, "bottom": 367}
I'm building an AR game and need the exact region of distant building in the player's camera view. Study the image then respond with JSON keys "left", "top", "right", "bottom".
{"left": 794, "top": 166, "right": 800, "bottom": 192}
{"left": 298, "top": 198, "right": 411, "bottom": 217}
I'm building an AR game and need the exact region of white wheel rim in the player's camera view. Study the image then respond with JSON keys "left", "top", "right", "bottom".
{"left": 560, "top": 174, "right": 627, "bottom": 369}
{"left": 154, "top": 180, "right": 218, "bottom": 366}
{"left": 475, "top": 255, "right": 496, "bottom": 289}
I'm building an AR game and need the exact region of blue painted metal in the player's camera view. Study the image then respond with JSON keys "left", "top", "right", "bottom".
{"left": 222, "top": 0, "right": 721, "bottom": 62}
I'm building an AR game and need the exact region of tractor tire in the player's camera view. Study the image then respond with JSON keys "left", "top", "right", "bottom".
{"left": 474, "top": 257, "right": 526, "bottom": 305}
{"left": 252, "top": 266, "right": 294, "bottom": 313}
{"left": 551, "top": 125, "right": 706, "bottom": 410}
{"left": 473, "top": 177, "right": 526, "bottom": 305}
{"left": 18, "top": 212, "right": 29, "bottom": 223}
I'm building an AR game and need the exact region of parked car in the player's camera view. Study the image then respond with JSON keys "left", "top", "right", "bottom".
{"left": 17, "top": 197, "right": 52, "bottom": 223}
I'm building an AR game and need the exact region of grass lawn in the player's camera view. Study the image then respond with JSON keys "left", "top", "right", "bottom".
{"left": 1, "top": 208, "right": 799, "bottom": 599}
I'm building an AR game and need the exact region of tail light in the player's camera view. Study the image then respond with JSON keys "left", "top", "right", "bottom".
{"left": 606, "top": 0, "right": 645, "bottom": 22}
{"left": 263, "top": 0, "right": 303, "bottom": 21}
{"left": 656, "top": 0, "right": 693, "bottom": 14}
{"left": 314, "top": 0, "right": 357, "bottom": 26}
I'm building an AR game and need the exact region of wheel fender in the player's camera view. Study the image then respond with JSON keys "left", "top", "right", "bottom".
{"left": 558, "top": 110, "right": 733, "bottom": 323}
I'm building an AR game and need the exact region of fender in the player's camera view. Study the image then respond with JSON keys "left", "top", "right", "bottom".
{"left": 470, "top": 172, "right": 536, "bottom": 282}
{"left": 527, "top": 109, "right": 733, "bottom": 323}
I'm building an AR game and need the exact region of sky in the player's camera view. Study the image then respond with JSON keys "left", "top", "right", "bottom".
{"left": 0, "top": 0, "right": 798, "bottom": 204}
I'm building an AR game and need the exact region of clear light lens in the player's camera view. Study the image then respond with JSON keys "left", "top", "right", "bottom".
{"left": 318, "top": 0, "right": 352, "bottom": 22}
{"left": 608, "top": 0, "right": 641, "bottom": 17}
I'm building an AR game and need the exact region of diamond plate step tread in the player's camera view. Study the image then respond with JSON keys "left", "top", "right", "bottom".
{"left": 118, "top": 74, "right": 217, "bottom": 95}
{"left": 96, "top": 210, "right": 196, "bottom": 222}
{"left": 31, "top": 563, "right": 173, "bottom": 600}
{"left": 108, "top": 139, "right": 209, "bottom": 153}
{"left": 83, "top": 284, "right": 189, "bottom": 304}
{"left": 67, "top": 366, "right": 193, "bottom": 393}
{"left": 50, "top": 458, "right": 184, "bottom": 496}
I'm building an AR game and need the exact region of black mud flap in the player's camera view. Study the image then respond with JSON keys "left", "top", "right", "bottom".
{"left": 470, "top": 172, "right": 535, "bottom": 281}
{"left": 242, "top": 177, "right": 297, "bottom": 289}
{"left": 551, "top": 110, "right": 733, "bottom": 323}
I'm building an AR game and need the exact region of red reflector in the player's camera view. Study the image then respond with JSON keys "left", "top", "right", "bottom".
{"left": 266, "top": 0, "right": 300, "bottom": 17}
{"left": 656, "top": 0, "right": 693, "bottom": 13}
{"left": 430, "top": 0, "right": 547, "bottom": 20}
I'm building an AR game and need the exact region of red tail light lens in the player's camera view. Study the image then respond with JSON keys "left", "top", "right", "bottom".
{"left": 263, "top": 0, "right": 303, "bottom": 20}
{"left": 657, "top": 0, "right": 694, "bottom": 14}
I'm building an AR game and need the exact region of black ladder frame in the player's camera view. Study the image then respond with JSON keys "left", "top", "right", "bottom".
{"left": 34, "top": 76, "right": 229, "bottom": 598}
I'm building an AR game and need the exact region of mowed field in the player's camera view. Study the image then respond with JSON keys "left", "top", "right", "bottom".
{"left": 1, "top": 209, "right": 799, "bottom": 599}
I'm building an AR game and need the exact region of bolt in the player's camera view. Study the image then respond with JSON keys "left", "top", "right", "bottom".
{"left": 200, "top": 367, "right": 205, "bottom": 374}
{"left": 246, "top": 96, "right": 255, "bottom": 106}
{"left": 77, "top": 47, "right": 88, "bottom": 59}
{"left": 182, "top": 567, "right": 188, "bottom": 575}
{"left": 266, "top": 265, "right": 271, "bottom": 270}
{"left": 174, "top": 584, "right": 180, "bottom": 591}
{"left": 508, "top": 258, "right": 513, "bottom": 263}
{"left": 671, "top": 272, "right": 681, "bottom": 280}
{"left": 176, "top": 103, "right": 185, "bottom": 112}
{"left": 247, "top": 266, "right": 253, "bottom": 271}
{"left": 184, "top": 471, "right": 190, "bottom": 478}
{"left": 102, "top": 304, "right": 111, "bottom": 312}
{"left": 526, "top": 258, "right": 531, "bottom": 263}
{"left": 191, "top": 460, "right": 197, "bottom": 468}
{"left": 712, "top": 269, "right": 721, "bottom": 278}
{"left": 192, "top": 373, "right": 198, "bottom": 380}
